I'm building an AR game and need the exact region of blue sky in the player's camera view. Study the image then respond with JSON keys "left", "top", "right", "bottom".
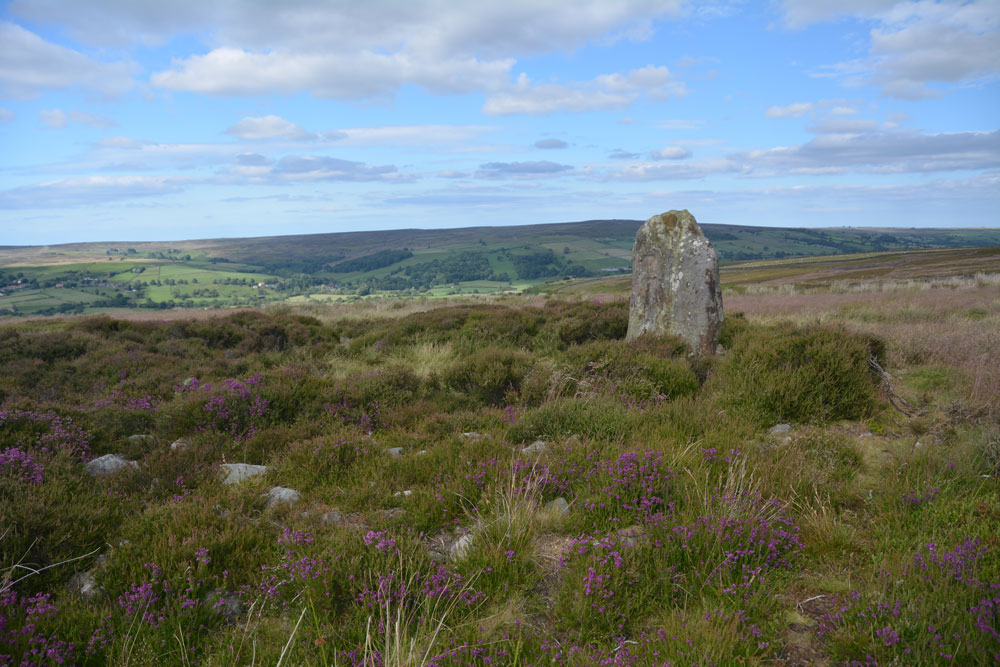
{"left": 1, "top": 0, "right": 998, "bottom": 245}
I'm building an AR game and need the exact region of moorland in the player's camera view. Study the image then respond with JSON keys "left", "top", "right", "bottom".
{"left": 1, "top": 230, "right": 998, "bottom": 665}
{"left": 2, "top": 220, "right": 999, "bottom": 316}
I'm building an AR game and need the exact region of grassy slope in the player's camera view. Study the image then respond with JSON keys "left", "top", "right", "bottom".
{"left": 2, "top": 251, "right": 998, "bottom": 665}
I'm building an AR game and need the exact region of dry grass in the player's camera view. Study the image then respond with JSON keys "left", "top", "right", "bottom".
{"left": 727, "top": 285, "right": 1000, "bottom": 414}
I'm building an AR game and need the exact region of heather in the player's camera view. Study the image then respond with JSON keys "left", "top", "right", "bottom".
{"left": 1, "top": 287, "right": 998, "bottom": 665}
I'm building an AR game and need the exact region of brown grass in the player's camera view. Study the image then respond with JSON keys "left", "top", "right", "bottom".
{"left": 727, "top": 286, "right": 1000, "bottom": 414}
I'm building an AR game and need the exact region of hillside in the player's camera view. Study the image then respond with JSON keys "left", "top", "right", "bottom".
{"left": 1, "top": 251, "right": 998, "bottom": 665}
{"left": 1, "top": 219, "right": 998, "bottom": 316}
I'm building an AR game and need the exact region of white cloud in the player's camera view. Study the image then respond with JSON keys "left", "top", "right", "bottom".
{"left": 475, "top": 160, "right": 574, "bottom": 178}
{"left": 779, "top": 0, "right": 898, "bottom": 29}
{"left": 597, "top": 159, "right": 736, "bottom": 181}
{"left": 765, "top": 102, "right": 815, "bottom": 118}
{"left": 226, "top": 115, "right": 314, "bottom": 140}
{"left": 0, "top": 107, "right": 14, "bottom": 123}
{"left": 735, "top": 129, "right": 1000, "bottom": 173}
{"left": 335, "top": 125, "right": 495, "bottom": 147}
{"left": 831, "top": 105, "right": 857, "bottom": 115}
{"left": 535, "top": 138, "right": 568, "bottom": 149}
{"left": 70, "top": 110, "right": 116, "bottom": 129}
{"left": 650, "top": 146, "right": 692, "bottom": 160}
{"left": 0, "top": 176, "right": 181, "bottom": 209}
{"left": 807, "top": 118, "right": 880, "bottom": 134}
{"left": 0, "top": 21, "right": 133, "bottom": 99}
{"left": 792, "top": 1, "right": 1000, "bottom": 99}
{"left": 11, "top": 0, "right": 686, "bottom": 55}
{"left": 39, "top": 108, "right": 67, "bottom": 128}
{"left": 38, "top": 108, "right": 116, "bottom": 130}
{"left": 153, "top": 48, "right": 514, "bottom": 99}
{"left": 268, "top": 155, "right": 414, "bottom": 183}
{"left": 483, "top": 66, "right": 685, "bottom": 115}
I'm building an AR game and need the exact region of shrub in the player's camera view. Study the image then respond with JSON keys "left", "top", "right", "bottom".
{"left": 443, "top": 346, "right": 530, "bottom": 404}
{"left": 712, "top": 323, "right": 883, "bottom": 424}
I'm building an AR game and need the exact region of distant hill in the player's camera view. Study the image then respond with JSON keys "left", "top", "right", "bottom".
{"left": 1, "top": 220, "right": 998, "bottom": 315}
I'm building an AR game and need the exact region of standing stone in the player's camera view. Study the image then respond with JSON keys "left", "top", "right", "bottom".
{"left": 626, "top": 210, "right": 723, "bottom": 355}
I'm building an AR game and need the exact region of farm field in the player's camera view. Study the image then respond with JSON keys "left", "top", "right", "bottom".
{"left": 3, "top": 221, "right": 999, "bottom": 316}
{"left": 2, "top": 248, "right": 998, "bottom": 665}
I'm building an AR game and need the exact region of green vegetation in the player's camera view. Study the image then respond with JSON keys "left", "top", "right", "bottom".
{"left": 2, "top": 222, "right": 998, "bottom": 316}
{"left": 2, "top": 257, "right": 998, "bottom": 663}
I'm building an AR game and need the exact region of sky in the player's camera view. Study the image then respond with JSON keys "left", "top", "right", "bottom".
{"left": 0, "top": 0, "right": 998, "bottom": 246}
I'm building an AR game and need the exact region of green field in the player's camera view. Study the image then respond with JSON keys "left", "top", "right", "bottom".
{"left": 2, "top": 220, "right": 998, "bottom": 316}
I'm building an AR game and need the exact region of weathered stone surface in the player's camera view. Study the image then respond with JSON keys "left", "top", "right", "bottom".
{"left": 626, "top": 210, "right": 723, "bottom": 355}
{"left": 450, "top": 533, "right": 474, "bottom": 560}
{"left": 67, "top": 571, "right": 102, "bottom": 600}
{"left": 265, "top": 486, "right": 301, "bottom": 510}
{"left": 521, "top": 440, "right": 548, "bottom": 456}
{"left": 386, "top": 447, "right": 403, "bottom": 459}
{"left": 170, "top": 438, "right": 191, "bottom": 451}
{"left": 219, "top": 463, "right": 267, "bottom": 485}
{"left": 542, "top": 497, "right": 570, "bottom": 517}
{"left": 84, "top": 454, "right": 137, "bottom": 477}
{"left": 769, "top": 423, "right": 792, "bottom": 435}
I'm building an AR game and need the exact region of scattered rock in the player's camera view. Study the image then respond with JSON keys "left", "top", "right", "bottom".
{"left": 522, "top": 440, "right": 548, "bottom": 455}
{"left": 450, "top": 533, "right": 474, "bottom": 561}
{"left": 203, "top": 591, "right": 244, "bottom": 619}
{"left": 393, "top": 489, "right": 413, "bottom": 497}
{"left": 128, "top": 434, "right": 157, "bottom": 445}
{"left": 84, "top": 454, "right": 138, "bottom": 477}
{"left": 169, "top": 438, "right": 191, "bottom": 451}
{"left": 859, "top": 431, "right": 873, "bottom": 439}
{"left": 265, "top": 487, "right": 301, "bottom": 510}
{"left": 617, "top": 524, "right": 647, "bottom": 548}
{"left": 769, "top": 423, "right": 793, "bottom": 435}
{"left": 219, "top": 463, "right": 267, "bottom": 486}
{"left": 626, "top": 209, "right": 723, "bottom": 356}
{"left": 376, "top": 507, "right": 406, "bottom": 521}
{"left": 417, "top": 449, "right": 428, "bottom": 456}
{"left": 460, "top": 432, "right": 482, "bottom": 441}
{"left": 386, "top": 447, "right": 403, "bottom": 459}
{"left": 541, "top": 497, "right": 570, "bottom": 517}
{"left": 321, "top": 510, "right": 344, "bottom": 524}
{"left": 67, "top": 571, "right": 101, "bottom": 600}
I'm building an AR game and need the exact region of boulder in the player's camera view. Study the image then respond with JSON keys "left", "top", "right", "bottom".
{"left": 67, "top": 571, "right": 101, "bottom": 600}
{"left": 450, "top": 533, "right": 474, "bottom": 561}
{"left": 84, "top": 454, "right": 137, "bottom": 477}
{"left": 626, "top": 210, "right": 723, "bottom": 355}
{"left": 219, "top": 463, "right": 267, "bottom": 486}
{"left": 265, "top": 487, "right": 301, "bottom": 510}
{"left": 521, "top": 440, "right": 548, "bottom": 456}
{"left": 542, "top": 497, "right": 570, "bottom": 517}
{"left": 169, "top": 438, "right": 191, "bottom": 451}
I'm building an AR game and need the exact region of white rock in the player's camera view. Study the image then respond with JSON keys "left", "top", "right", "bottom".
{"left": 84, "top": 454, "right": 137, "bottom": 477}
{"left": 219, "top": 463, "right": 267, "bottom": 486}
{"left": 542, "top": 497, "right": 570, "bottom": 517}
{"left": 769, "top": 423, "right": 792, "bottom": 435}
{"left": 67, "top": 571, "right": 101, "bottom": 600}
{"left": 393, "top": 489, "right": 413, "bottom": 497}
{"left": 170, "top": 438, "right": 191, "bottom": 451}
{"left": 265, "top": 487, "right": 301, "bottom": 510}
{"left": 522, "top": 440, "right": 548, "bottom": 455}
{"left": 460, "top": 432, "right": 482, "bottom": 441}
{"left": 386, "top": 447, "right": 403, "bottom": 458}
{"left": 450, "top": 533, "right": 474, "bottom": 560}
{"left": 128, "top": 434, "right": 156, "bottom": 445}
